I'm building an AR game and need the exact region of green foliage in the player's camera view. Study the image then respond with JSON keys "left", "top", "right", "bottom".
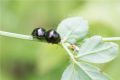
{"left": 57, "top": 17, "right": 88, "bottom": 44}
{"left": 61, "top": 62, "right": 110, "bottom": 80}
{"left": 77, "top": 36, "right": 118, "bottom": 64}
{"left": 57, "top": 17, "right": 119, "bottom": 80}
{"left": 0, "top": 0, "right": 120, "bottom": 80}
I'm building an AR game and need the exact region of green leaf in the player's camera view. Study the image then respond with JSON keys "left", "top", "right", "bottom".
{"left": 77, "top": 36, "right": 119, "bottom": 63}
{"left": 61, "top": 62, "right": 110, "bottom": 80}
{"left": 57, "top": 17, "right": 88, "bottom": 44}
{"left": 61, "top": 62, "right": 92, "bottom": 80}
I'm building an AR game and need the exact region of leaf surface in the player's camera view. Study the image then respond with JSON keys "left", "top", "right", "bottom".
{"left": 77, "top": 36, "right": 119, "bottom": 63}
{"left": 61, "top": 62, "right": 110, "bottom": 80}
{"left": 57, "top": 17, "right": 88, "bottom": 43}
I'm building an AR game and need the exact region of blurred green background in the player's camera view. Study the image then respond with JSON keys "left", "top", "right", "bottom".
{"left": 0, "top": 0, "right": 120, "bottom": 80}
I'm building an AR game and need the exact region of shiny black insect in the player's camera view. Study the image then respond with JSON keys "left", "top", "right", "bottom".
{"left": 32, "top": 28, "right": 61, "bottom": 44}
{"left": 45, "top": 29, "right": 61, "bottom": 44}
{"left": 32, "top": 27, "right": 46, "bottom": 39}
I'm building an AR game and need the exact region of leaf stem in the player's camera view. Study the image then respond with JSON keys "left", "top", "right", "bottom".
{"left": 61, "top": 43, "right": 76, "bottom": 62}
{"left": 102, "top": 37, "right": 120, "bottom": 41}
{"left": 0, "top": 31, "right": 120, "bottom": 42}
{"left": 0, "top": 31, "right": 33, "bottom": 40}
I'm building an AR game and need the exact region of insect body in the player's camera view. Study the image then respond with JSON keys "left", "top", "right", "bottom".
{"left": 32, "top": 28, "right": 46, "bottom": 39}
{"left": 32, "top": 27, "right": 61, "bottom": 44}
{"left": 45, "top": 29, "right": 61, "bottom": 44}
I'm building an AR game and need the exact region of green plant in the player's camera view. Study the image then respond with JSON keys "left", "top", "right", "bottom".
{"left": 0, "top": 17, "right": 120, "bottom": 80}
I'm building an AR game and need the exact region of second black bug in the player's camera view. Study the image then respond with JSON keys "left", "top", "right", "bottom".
{"left": 32, "top": 27, "right": 61, "bottom": 44}
{"left": 45, "top": 29, "right": 61, "bottom": 44}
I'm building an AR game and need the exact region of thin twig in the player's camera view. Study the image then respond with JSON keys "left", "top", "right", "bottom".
{"left": 102, "top": 37, "right": 120, "bottom": 41}
{"left": 0, "top": 31, "right": 33, "bottom": 40}
{"left": 61, "top": 43, "right": 76, "bottom": 62}
{"left": 0, "top": 31, "right": 120, "bottom": 42}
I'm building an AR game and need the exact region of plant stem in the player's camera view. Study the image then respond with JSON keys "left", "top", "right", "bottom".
{"left": 61, "top": 43, "right": 76, "bottom": 62}
{"left": 0, "top": 31, "right": 33, "bottom": 40}
{"left": 102, "top": 37, "right": 120, "bottom": 41}
{"left": 0, "top": 31, "right": 120, "bottom": 42}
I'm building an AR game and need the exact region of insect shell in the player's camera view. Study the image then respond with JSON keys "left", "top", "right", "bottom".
{"left": 32, "top": 27, "right": 46, "bottom": 39}
{"left": 32, "top": 27, "right": 61, "bottom": 44}
{"left": 45, "top": 29, "right": 61, "bottom": 44}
